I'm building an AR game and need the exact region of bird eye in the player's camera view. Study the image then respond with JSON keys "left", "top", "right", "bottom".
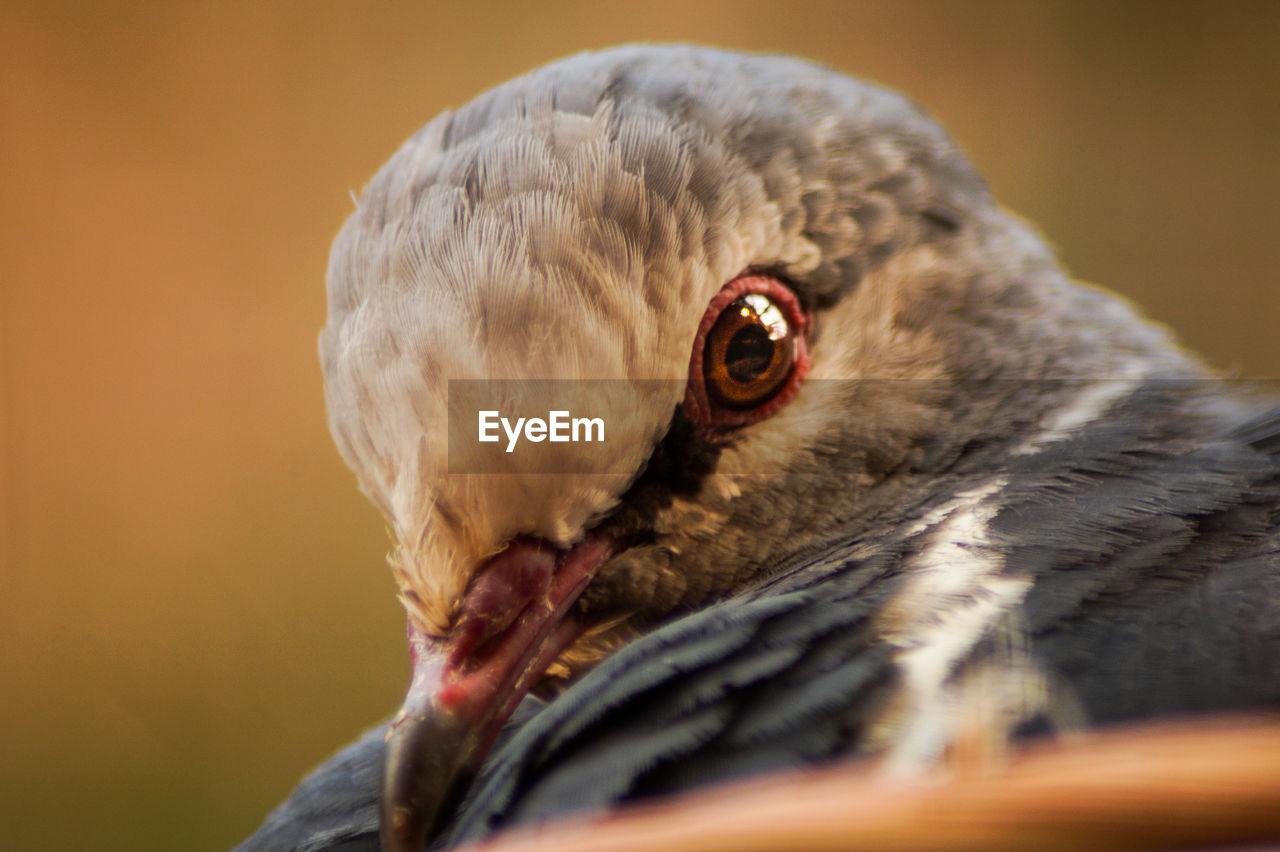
{"left": 684, "top": 273, "right": 811, "bottom": 434}
{"left": 706, "top": 293, "right": 796, "bottom": 407}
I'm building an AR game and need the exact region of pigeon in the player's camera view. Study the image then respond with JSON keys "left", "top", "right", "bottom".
{"left": 238, "top": 45, "right": 1280, "bottom": 852}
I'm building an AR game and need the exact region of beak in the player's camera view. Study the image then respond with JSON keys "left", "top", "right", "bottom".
{"left": 381, "top": 535, "right": 614, "bottom": 851}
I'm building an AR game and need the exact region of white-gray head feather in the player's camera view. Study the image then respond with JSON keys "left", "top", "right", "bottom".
{"left": 320, "top": 45, "right": 1198, "bottom": 648}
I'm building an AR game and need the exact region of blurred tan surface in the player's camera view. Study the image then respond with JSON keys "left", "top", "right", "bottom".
{"left": 1, "top": 2, "right": 1277, "bottom": 850}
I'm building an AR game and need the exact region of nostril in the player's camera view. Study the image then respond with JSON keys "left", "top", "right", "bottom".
{"left": 450, "top": 538, "right": 557, "bottom": 667}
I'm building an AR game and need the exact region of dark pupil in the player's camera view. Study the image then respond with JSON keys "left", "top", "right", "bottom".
{"left": 725, "top": 324, "right": 775, "bottom": 383}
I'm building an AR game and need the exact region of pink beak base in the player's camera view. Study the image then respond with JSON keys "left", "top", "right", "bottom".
{"left": 381, "top": 535, "right": 614, "bottom": 851}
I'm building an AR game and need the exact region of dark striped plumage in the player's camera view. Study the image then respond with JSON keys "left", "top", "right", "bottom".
{"left": 242, "top": 393, "right": 1280, "bottom": 851}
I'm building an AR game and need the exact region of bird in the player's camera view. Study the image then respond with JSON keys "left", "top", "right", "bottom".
{"left": 238, "top": 45, "right": 1280, "bottom": 852}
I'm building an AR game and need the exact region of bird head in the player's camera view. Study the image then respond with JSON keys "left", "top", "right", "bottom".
{"left": 319, "top": 45, "right": 1195, "bottom": 850}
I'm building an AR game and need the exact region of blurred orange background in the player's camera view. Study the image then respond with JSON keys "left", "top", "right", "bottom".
{"left": 1, "top": 2, "right": 1277, "bottom": 850}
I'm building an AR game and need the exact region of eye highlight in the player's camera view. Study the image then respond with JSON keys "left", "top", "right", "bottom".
{"left": 684, "top": 273, "right": 811, "bottom": 435}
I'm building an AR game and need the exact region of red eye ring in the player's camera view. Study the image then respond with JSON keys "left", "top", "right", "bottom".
{"left": 682, "top": 272, "right": 811, "bottom": 438}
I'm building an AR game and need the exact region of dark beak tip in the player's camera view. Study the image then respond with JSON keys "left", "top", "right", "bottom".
{"left": 381, "top": 703, "right": 476, "bottom": 851}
